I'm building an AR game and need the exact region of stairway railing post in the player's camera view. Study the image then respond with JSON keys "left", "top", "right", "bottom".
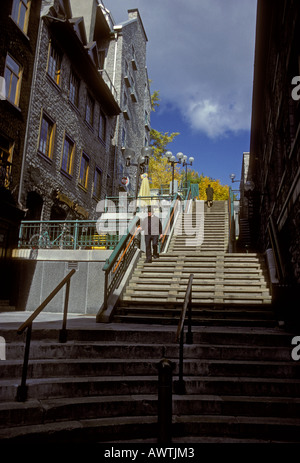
{"left": 186, "top": 287, "right": 193, "bottom": 345}
{"left": 157, "top": 358, "right": 174, "bottom": 443}
{"left": 16, "top": 323, "right": 32, "bottom": 402}
{"left": 174, "top": 330, "right": 186, "bottom": 395}
{"left": 59, "top": 278, "right": 70, "bottom": 343}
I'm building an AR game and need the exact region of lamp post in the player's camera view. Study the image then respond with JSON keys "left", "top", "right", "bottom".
{"left": 182, "top": 155, "right": 194, "bottom": 188}
{"left": 125, "top": 146, "right": 153, "bottom": 212}
{"left": 229, "top": 173, "right": 240, "bottom": 183}
{"left": 165, "top": 151, "right": 184, "bottom": 197}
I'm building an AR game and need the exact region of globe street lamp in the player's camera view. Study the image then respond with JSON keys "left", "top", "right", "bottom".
{"left": 229, "top": 173, "right": 240, "bottom": 183}
{"left": 182, "top": 155, "right": 194, "bottom": 188}
{"left": 165, "top": 151, "right": 184, "bottom": 197}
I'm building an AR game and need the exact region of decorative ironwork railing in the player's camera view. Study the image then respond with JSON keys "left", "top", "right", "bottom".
{"left": 102, "top": 215, "right": 140, "bottom": 311}
{"left": 18, "top": 220, "right": 119, "bottom": 250}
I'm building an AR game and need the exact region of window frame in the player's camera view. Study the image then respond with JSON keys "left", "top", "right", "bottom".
{"left": 93, "top": 166, "right": 102, "bottom": 200}
{"left": 38, "top": 111, "right": 56, "bottom": 160}
{"left": 47, "top": 42, "right": 62, "bottom": 87}
{"left": 69, "top": 71, "right": 80, "bottom": 107}
{"left": 78, "top": 151, "right": 90, "bottom": 190}
{"left": 0, "top": 136, "right": 14, "bottom": 189}
{"left": 11, "top": 0, "right": 31, "bottom": 34}
{"left": 61, "top": 133, "right": 75, "bottom": 177}
{"left": 4, "top": 54, "right": 22, "bottom": 106}
{"left": 98, "top": 108, "right": 107, "bottom": 143}
{"left": 85, "top": 93, "right": 94, "bottom": 127}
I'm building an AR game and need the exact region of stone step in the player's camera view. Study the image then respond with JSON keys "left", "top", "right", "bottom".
{"left": 2, "top": 412, "right": 299, "bottom": 443}
{"left": 3, "top": 320, "right": 290, "bottom": 345}
{"left": 114, "top": 314, "right": 276, "bottom": 327}
{"left": 130, "top": 277, "right": 268, "bottom": 287}
{"left": 3, "top": 341, "right": 293, "bottom": 362}
{"left": 4, "top": 371, "right": 300, "bottom": 401}
{"left": 2, "top": 394, "right": 300, "bottom": 432}
{"left": 171, "top": 415, "right": 300, "bottom": 443}
{"left": 2, "top": 358, "right": 298, "bottom": 381}
{"left": 2, "top": 372, "right": 300, "bottom": 403}
{"left": 123, "top": 290, "right": 272, "bottom": 303}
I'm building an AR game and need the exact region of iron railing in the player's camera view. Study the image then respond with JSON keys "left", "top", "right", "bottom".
{"left": 101, "top": 216, "right": 141, "bottom": 311}
{"left": 174, "top": 273, "right": 194, "bottom": 394}
{"left": 99, "top": 69, "right": 118, "bottom": 101}
{"left": 157, "top": 274, "right": 194, "bottom": 443}
{"left": 159, "top": 195, "right": 182, "bottom": 253}
{"left": 18, "top": 220, "right": 119, "bottom": 250}
{"left": 16, "top": 269, "right": 76, "bottom": 402}
{"left": 268, "top": 215, "right": 286, "bottom": 283}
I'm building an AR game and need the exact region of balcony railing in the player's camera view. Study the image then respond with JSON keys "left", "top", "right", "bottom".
{"left": 99, "top": 1, "right": 115, "bottom": 31}
{"left": 18, "top": 220, "right": 119, "bottom": 250}
{"left": 99, "top": 69, "right": 118, "bottom": 101}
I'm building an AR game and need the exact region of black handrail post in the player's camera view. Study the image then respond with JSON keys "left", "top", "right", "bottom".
{"left": 174, "top": 330, "right": 186, "bottom": 395}
{"left": 16, "top": 323, "right": 32, "bottom": 402}
{"left": 103, "top": 271, "right": 108, "bottom": 311}
{"left": 59, "top": 278, "right": 70, "bottom": 343}
{"left": 157, "top": 358, "right": 174, "bottom": 443}
{"left": 186, "top": 290, "right": 193, "bottom": 345}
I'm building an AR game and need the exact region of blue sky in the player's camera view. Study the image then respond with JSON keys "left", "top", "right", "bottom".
{"left": 107, "top": 0, "right": 257, "bottom": 186}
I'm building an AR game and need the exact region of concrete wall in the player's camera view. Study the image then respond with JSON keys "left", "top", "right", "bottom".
{"left": 13, "top": 249, "right": 112, "bottom": 314}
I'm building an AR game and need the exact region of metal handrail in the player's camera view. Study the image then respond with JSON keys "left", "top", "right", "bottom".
{"left": 16, "top": 269, "right": 76, "bottom": 402}
{"left": 101, "top": 216, "right": 140, "bottom": 311}
{"left": 174, "top": 274, "right": 194, "bottom": 395}
{"left": 268, "top": 216, "right": 286, "bottom": 283}
{"left": 160, "top": 196, "right": 181, "bottom": 252}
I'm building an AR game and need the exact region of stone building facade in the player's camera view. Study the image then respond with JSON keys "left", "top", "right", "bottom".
{"left": 0, "top": 0, "right": 42, "bottom": 299}
{"left": 21, "top": 0, "right": 120, "bottom": 221}
{"left": 18, "top": 0, "right": 152, "bottom": 220}
{"left": 248, "top": 0, "right": 300, "bottom": 285}
{"left": 110, "top": 9, "right": 152, "bottom": 196}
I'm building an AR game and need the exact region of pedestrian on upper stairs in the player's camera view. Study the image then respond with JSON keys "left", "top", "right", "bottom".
{"left": 138, "top": 206, "right": 163, "bottom": 263}
{"left": 206, "top": 184, "right": 214, "bottom": 208}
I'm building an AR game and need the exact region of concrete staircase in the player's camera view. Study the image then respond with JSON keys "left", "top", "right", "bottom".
{"left": 169, "top": 200, "right": 228, "bottom": 253}
{"left": 1, "top": 200, "right": 298, "bottom": 443}
{"left": 0, "top": 318, "right": 300, "bottom": 443}
{"left": 116, "top": 200, "right": 273, "bottom": 325}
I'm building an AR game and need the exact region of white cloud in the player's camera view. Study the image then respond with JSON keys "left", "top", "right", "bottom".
{"left": 106, "top": 0, "right": 257, "bottom": 139}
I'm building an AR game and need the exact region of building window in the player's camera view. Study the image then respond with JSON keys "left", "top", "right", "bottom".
{"left": 85, "top": 93, "right": 94, "bottom": 126}
{"left": 11, "top": 0, "right": 31, "bottom": 34}
{"left": 38, "top": 113, "right": 55, "bottom": 159}
{"left": 93, "top": 166, "right": 102, "bottom": 199}
{"left": 61, "top": 134, "right": 74, "bottom": 176}
{"left": 79, "top": 152, "right": 89, "bottom": 189}
{"left": 0, "top": 136, "right": 13, "bottom": 189}
{"left": 69, "top": 72, "right": 79, "bottom": 107}
{"left": 4, "top": 54, "right": 22, "bottom": 106}
{"left": 98, "top": 109, "right": 106, "bottom": 142}
{"left": 47, "top": 42, "right": 62, "bottom": 86}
